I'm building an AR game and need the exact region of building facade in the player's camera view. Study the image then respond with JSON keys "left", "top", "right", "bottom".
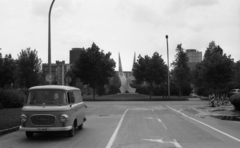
{"left": 70, "top": 48, "right": 84, "bottom": 65}
{"left": 42, "top": 61, "right": 71, "bottom": 85}
{"left": 186, "top": 49, "right": 202, "bottom": 70}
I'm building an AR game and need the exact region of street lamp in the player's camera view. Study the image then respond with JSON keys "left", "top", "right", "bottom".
{"left": 166, "top": 35, "right": 170, "bottom": 99}
{"left": 48, "top": 0, "right": 55, "bottom": 85}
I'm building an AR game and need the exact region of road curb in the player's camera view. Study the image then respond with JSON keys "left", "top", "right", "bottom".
{"left": 193, "top": 106, "right": 240, "bottom": 121}
{"left": 0, "top": 126, "right": 19, "bottom": 136}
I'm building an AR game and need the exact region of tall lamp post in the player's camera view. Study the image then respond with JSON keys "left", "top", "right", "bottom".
{"left": 166, "top": 35, "right": 170, "bottom": 99}
{"left": 48, "top": 0, "right": 55, "bottom": 85}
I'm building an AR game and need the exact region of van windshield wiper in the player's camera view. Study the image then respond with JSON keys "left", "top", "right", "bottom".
{"left": 28, "top": 101, "right": 41, "bottom": 106}
{"left": 45, "top": 101, "right": 61, "bottom": 106}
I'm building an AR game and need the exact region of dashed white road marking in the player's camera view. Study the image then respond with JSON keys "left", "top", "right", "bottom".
{"left": 106, "top": 108, "right": 129, "bottom": 148}
{"left": 143, "top": 138, "right": 182, "bottom": 148}
{"left": 178, "top": 108, "right": 185, "bottom": 112}
{"left": 157, "top": 119, "right": 168, "bottom": 130}
{"left": 166, "top": 105, "right": 240, "bottom": 143}
{"left": 149, "top": 110, "right": 168, "bottom": 130}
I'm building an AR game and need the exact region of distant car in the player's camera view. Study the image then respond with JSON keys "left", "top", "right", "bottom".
{"left": 228, "top": 89, "right": 240, "bottom": 97}
{"left": 20, "top": 85, "right": 87, "bottom": 138}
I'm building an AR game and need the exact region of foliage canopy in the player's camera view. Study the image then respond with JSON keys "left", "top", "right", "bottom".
{"left": 74, "top": 43, "right": 116, "bottom": 99}
{"left": 132, "top": 52, "right": 168, "bottom": 98}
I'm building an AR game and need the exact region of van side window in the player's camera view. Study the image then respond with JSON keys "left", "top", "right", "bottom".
{"left": 73, "top": 90, "right": 82, "bottom": 103}
{"left": 67, "top": 92, "right": 75, "bottom": 103}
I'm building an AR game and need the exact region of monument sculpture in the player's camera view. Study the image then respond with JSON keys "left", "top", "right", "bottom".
{"left": 118, "top": 53, "right": 136, "bottom": 93}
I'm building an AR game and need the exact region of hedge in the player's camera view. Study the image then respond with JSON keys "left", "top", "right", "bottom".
{"left": 230, "top": 94, "right": 240, "bottom": 111}
{"left": 0, "top": 89, "right": 26, "bottom": 109}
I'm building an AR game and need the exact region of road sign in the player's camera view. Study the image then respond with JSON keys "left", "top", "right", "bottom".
{"left": 65, "top": 76, "right": 72, "bottom": 83}
{"left": 46, "top": 74, "right": 53, "bottom": 82}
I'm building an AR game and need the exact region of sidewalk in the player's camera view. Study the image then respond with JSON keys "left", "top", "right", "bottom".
{"left": 193, "top": 104, "right": 240, "bottom": 121}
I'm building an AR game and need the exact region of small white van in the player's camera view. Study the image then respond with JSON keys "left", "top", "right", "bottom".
{"left": 19, "top": 85, "right": 87, "bottom": 138}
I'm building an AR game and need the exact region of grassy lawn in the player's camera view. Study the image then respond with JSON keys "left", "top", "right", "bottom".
{"left": 0, "top": 108, "right": 21, "bottom": 131}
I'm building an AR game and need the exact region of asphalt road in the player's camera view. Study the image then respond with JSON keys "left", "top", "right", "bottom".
{"left": 1, "top": 100, "right": 240, "bottom": 148}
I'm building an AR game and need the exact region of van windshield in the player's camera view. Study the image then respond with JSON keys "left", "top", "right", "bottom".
{"left": 27, "top": 90, "right": 68, "bottom": 106}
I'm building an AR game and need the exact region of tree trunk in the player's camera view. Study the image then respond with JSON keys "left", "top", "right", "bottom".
{"left": 93, "top": 88, "right": 95, "bottom": 100}
{"left": 178, "top": 87, "right": 181, "bottom": 98}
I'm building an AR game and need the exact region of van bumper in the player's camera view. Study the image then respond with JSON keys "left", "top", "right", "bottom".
{"left": 19, "top": 126, "right": 72, "bottom": 132}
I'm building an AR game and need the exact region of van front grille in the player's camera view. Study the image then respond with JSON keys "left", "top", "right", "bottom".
{"left": 31, "top": 115, "right": 56, "bottom": 126}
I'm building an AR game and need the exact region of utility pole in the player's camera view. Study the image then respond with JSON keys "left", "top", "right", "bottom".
{"left": 48, "top": 0, "right": 55, "bottom": 85}
{"left": 166, "top": 35, "right": 170, "bottom": 99}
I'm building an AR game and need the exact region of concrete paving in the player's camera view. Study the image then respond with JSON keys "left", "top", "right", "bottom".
{"left": 1, "top": 100, "right": 240, "bottom": 148}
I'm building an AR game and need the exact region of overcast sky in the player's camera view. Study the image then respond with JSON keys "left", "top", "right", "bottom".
{"left": 0, "top": 0, "right": 239, "bottom": 71}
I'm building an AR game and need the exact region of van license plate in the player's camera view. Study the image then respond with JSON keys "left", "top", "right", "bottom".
{"left": 38, "top": 128, "right": 48, "bottom": 131}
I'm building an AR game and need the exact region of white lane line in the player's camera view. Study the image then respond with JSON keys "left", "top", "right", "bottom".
{"left": 152, "top": 110, "right": 168, "bottom": 130}
{"left": 157, "top": 119, "right": 168, "bottom": 130}
{"left": 106, "top": 108, "right": 129, "bottom": 148}
{"left": 166, "top": 105, "right": 240, "bottom": 142}
{"left": 173, "top": 139, "right": 182, "bottom": 148}
{"left": 178, "top": 109, "right": 184, "bottom": 112}
{"left": 143, "top": 139, "right": 182, "bottom": 148}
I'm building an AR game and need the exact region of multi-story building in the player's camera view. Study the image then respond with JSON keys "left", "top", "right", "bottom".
{"left": 186, "top": 49, "right": 202, "bottom": 70}
{"left": 42, "top": 61, "right": 71, "bottom": 85}
{"left": 70, "top": 48, "right": 84, "bottom": 65}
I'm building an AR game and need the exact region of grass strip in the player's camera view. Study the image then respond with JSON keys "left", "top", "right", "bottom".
{"left": 83, "top": 94, "right": 189, "bottom": 101}
{"left": 0, "top": 108, "right": 21, "bottom": 131}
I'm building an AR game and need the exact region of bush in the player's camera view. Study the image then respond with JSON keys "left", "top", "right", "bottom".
{"left": 0, "top": 89, "right": 26, "bottom": 109}
{"left": 96, "top": 85, "right": 105, "bottom": 96}
{"left": 230, "top": 94, "right": 240, "bottom": 111}
{"left": 135, "top": 86, "right": 149, "bottom": 95}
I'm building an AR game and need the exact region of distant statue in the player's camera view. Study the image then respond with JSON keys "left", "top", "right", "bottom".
{"left": 118, "top": 53, "right": 136, "bottom": 93}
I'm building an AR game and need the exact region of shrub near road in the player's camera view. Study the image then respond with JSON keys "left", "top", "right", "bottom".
{"left": 0, "top": 89, "right": 25, "bottom": 109}
{"left": 230, "top": 94, "right": 240, "bottom": 111}
{"left": 0, "top": 90, "right": 25, "bottom": 133}
{"left": 0, "top": 108, "right": 21, "bottom": 131}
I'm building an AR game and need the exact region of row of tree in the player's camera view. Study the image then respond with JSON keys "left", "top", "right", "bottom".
{"left": 68, "top": 42, "right": 192, "bottom": 99}
{"left": 192, "top": 41, "right": 240, "bottom": 96}
{"left": 0, "top": 48, "right": 43, "bottom": 89}
{"left": 1, "top": 41, "right": 239, "bottom": 99}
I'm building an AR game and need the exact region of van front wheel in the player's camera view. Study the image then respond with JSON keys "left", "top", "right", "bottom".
{"left": 67, "top": 123, "right": 76, "bottom": 137}
{"left": 26, "top": 132, "right": 34, "bottom": 138}
{"left": 78, "top": 123, "right": 83, "bottom": 130}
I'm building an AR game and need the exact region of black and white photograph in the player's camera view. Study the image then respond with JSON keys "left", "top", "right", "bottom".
{"left": 0, "top": 0, "right": 240, "bottom": 147}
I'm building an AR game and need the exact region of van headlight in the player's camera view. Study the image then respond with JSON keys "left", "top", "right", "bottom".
{"left": 59, "top": 114, "right": 69, "bottom": 123}
{"left": 21, "top": 114, "right": 27, "bottom": 123}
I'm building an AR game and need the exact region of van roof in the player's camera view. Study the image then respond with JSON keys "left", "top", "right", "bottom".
{"left": 29, "top": 85, "right": 80, "bottom": 91}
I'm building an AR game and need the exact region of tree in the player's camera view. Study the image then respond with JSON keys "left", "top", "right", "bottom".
{"left": 0, "top": 54, "right": 18, "bottom": 88}
{"left": 17, "top": 48, "right": 42, "bottom": 89}
{"left": 74, "top": 43, "right": 116, "bottom": 99}
{"left": 132, "top": 52, "right": 168, "bottom": 99}
{"left": 171, "top": 44, "right": 191, "bottom": 97}
{"left": 229, "top": 60, "right": 240, "bottom": 89}
{"left": 192, "top": 41, "right": 234, "bottom": 95}
{"left": 107, "top": 72, "right": 121, "bottom": 94}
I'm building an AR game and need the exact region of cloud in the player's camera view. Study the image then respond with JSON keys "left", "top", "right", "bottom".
{"left": 166, "top": 0, "right": 219, "bottom": 13}
{"left": 30, "top": 0, "right": 81, "bottom": 19}
{"left": 186, "top": 0, "right": 219, "bottom": 7}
